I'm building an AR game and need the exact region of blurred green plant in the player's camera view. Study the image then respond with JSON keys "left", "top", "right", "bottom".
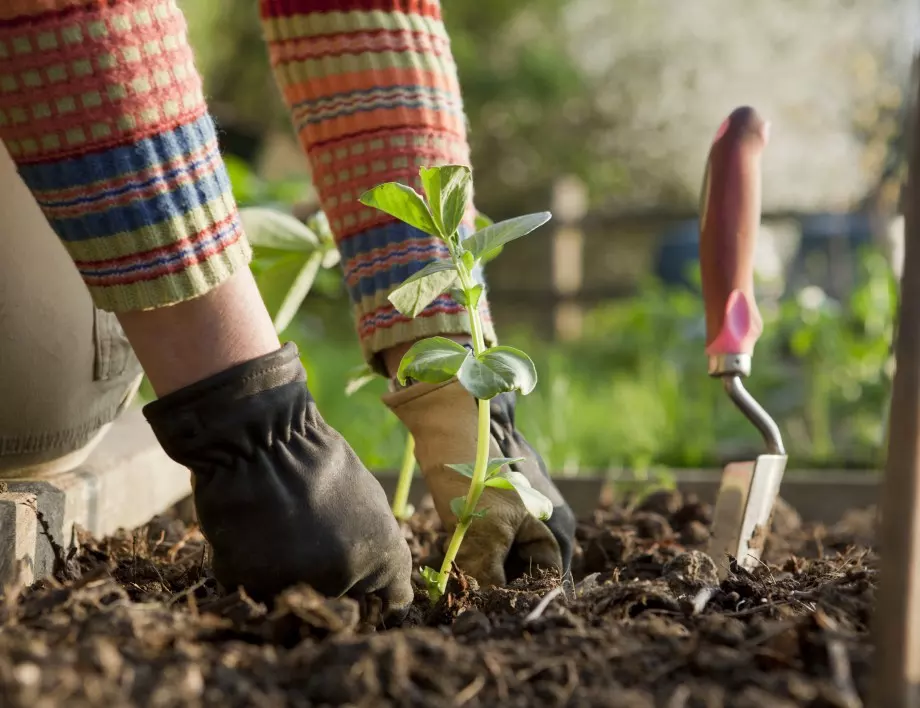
{"left": 513, "top": 250, "right": 896, "bottom": 474}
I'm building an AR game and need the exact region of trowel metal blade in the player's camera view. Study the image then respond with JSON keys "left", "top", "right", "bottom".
{"left": 707, "top": 454, "right": 788, "bottom": 579}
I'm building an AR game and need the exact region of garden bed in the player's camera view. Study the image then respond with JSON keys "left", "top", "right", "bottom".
{"left": 0, "top": 490, "right": 876, "bottom": 707}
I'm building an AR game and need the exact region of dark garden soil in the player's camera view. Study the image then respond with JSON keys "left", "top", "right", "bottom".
{"left": 0, "top": 490, "right": 878, "bottom": 708}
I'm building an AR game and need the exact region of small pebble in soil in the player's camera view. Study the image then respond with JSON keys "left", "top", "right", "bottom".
{"left": 671, "top": 495, "right": 713, "bottom": 527}
{"left": 631, "top": 511, "right": 674, "bottom": 541}
{"left": 680, "top": 520, "right": 711, "bottom": 546}
{"left": 451, "top": 610, "right": 491, "bottom": 637}
{"left": 635, "top": 489, "right": 683, "bottom": 518}
{"left": 663, "top": 550, "right": 719, "bottom": 593}
{"left": 583, "top": 529, "right": 635, "bottom": 573}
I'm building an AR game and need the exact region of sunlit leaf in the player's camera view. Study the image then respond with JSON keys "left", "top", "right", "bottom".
{"left": 456, "top": 356, "right": 510, "bottom": 400}
{"left": 485, "top": 457, "right": 525, "bottom": 477}
{"left": 480, "top": 346, "right": 538, "bottom": 395}
{"left": 448, "top": 496, "right": 486, "bottom": 521}
{"left": 388, "top": 261, "right": 459, "bottom": 317}
{"left": 456, "top": 346, "right": 538, "bottom": 399}
{"left": 253, "top": 251, "right": 323, "bottom": 334}
{"left": 467, "top": 284, "right": 484, "bottom": 308}
{"left": 446, "top": 463, "right": 475, "bottom": 478}
{"left": 474, "top": 211, "right": 494, "bottom": 231}
{"left": 397, "top": 337, "right": 472, "bottom": 386}
{"left": 465, "top": 212, "right": 552, "bottom": 261}
{"left": 485, "top": 471, "right": 553, "bottom": 520}
{"left": 240, "top": 207, "right": 320, "bottom": 252}
{"left": 420, "top": 566, "right": 443, "bottom": 602}
{"left": 359, "top": 182, "right": 439, "bottom": 236}
{"left": 321, "top": 247, "right": 341, "bottom": 269}
{"left": 450, "top": 284, "right": 483, "bottom": 308}
{"left": 345, "top": 363, "right": 378, "bottom": 396}
{"left": 480, "top": 245, "right": 504, "bottom": 265}
{"left": 421, "top": 165, "right": 473, "bottom": 238}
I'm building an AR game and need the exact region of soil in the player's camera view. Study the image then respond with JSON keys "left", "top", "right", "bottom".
{"left": 0, "top": 490, "right": 878, "bottom": 708}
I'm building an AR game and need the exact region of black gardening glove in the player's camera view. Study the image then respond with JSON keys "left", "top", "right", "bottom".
{"left": 489, "top": 391, "right": 577, "bottom": 580}
{"left": 143, "top": 342, "right": 413, "bottom": 618}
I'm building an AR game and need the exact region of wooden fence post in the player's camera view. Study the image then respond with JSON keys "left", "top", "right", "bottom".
{"left": 870, "top": 51, "right": 920, "bottom": 708}
{"left": 551, "top": 176, "right": 588, "bottom": 341}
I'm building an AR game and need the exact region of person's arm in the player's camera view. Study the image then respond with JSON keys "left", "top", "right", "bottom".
{"left": 0, "top": 1, "right": 414, "bottom": 612}
{"left": 0, "top": 1, "right": 279, "bottom": 395}
{"left": 259, "top": 0, "right": 491, "bottom": 376}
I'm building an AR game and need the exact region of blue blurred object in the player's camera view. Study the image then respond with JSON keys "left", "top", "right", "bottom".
{"left": 786, "top": 212, "right": 874, "bottom": 299}
{"left": 798, "top": 212, "right": 872, "bottom": 247}
{"left": 654, "top": 219, "right": 700, "bottom": 289}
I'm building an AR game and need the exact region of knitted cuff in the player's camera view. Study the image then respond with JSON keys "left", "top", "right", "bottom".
{"left": 260, "top": 0, "right": 495, "bottom": 366}
{"left": 0, "top": 0, "right": 251, "bottom": 312}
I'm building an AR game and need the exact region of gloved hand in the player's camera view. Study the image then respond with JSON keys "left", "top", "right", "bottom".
{"left": 383, "top": 379, "right": 576, "bottom": 587}
{"left": 143, "top": 342, "right": 413, "bottom": 619}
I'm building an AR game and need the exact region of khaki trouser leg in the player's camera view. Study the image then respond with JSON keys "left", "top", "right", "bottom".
{"left": 0, "top": 142, "right": 143, "bottom": 478}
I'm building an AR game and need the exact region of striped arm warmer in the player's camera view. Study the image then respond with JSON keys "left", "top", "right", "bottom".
{"left": 259, "top": 0, "right": 495, "bottom": 364}
{"left": 0, "top": 0, "right": 250, "bottom": 312}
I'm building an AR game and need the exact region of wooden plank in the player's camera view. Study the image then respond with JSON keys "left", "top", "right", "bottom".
{"left": 373, "top": 469, "right": 880, "bottom": 525}
{"left": 869, "top": 59, "right": 920, "bottom": 708}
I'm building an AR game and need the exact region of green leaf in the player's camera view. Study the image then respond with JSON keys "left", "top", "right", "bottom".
{"left": 421, "top": 165, "right": 472, "bottom": 238}
{"left": 252, "top": 251, "right": 323, "bottom": 334}
{"left": 474, "top": 211, "right": 494, "bottom": 231}
{"left": 446, "top": 463, "right": 475, "bottom": 478}
{"left": 456, "top": 356, "right": 510, "bottom": 400}
{"left": 479, "top": 245, "right": 504, "bottom": 265}
{"left": 307, "top": 210, "right": 334, "bottom": 244}
{"left": 345, "top": 363, "right": 378, "bottom": 396}
{"left": 449, "top": 284, "right": 482, "bottom": 308}
{"left": 486, "top": 457, "right": 525, "bottom": 478}
{"left": 462, "top": 250, "right": 475, "bottom": 272}
{"left": 359, "top": 182, "right": 439, "bottom": 236}
{"left": 240, "top": 207, "right": 320, "bottom": 252}
{"left": 397, "top": 337, "right": 472, "bottom": 386}
{"left": 272, "top": 254, "right": 323, "bottom": 334}
{"left": 456, "top": 346, "right": 538, "bottom": 399}
{"left": 485, "top": 471, "right": 554, "bottom": 521}
{"left": 450, "top": 496, "right": 487, "bottom": 520}
{"left": 465, "top": 212, "right": 552, "bottom": 262}
{"left": 387, "top": 261, "right": 459, "bottom": 318}
{"left": 479, "top": 346, "right": 539, "bottom": 396}
{"left": 321, "top": 247, "right": 341, "bottom": 269}
{"left": 420, "top": 566, "right": 443, "bottom": 602}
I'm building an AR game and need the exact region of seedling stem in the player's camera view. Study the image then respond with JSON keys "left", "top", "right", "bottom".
{"left": 360, "top": 165, "right": 554, "bottom": 602}
{"left": 391, "top": 434, "right": 416, "bottom": 521}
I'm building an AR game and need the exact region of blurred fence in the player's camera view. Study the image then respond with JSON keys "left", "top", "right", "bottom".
{"left": 486, "top": 176, "right": 895, "bottom": 340}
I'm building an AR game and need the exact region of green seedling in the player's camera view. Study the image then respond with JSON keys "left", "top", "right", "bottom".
{"left": 241, "top": 206, "right": 341, "bottom": 334}
{"left": 360, "top": 165, "right": 554, "bottom": 601}
{"left": 345, "top": 363, "right": 417, "bottom": 521}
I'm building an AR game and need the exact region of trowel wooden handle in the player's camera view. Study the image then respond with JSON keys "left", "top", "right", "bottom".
{"left": 699, "top": 106, "right": 768, "bottom": 356}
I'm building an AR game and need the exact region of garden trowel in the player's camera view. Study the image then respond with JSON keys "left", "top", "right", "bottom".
{"left": 699, "top": 106, "right": 788, "bottom": 578}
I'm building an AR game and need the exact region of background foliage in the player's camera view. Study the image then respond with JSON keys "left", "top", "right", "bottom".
{"left": 157, "top": 0, "right": 910, "bottom": 473}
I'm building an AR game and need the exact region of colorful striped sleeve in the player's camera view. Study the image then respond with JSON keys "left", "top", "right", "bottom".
{"left": 259, "top": 0, "right": 495, "bottom": 366}
{"left": 0, "top": 0, "right": 251, "bottom": 312}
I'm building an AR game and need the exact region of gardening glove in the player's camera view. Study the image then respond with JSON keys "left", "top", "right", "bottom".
{"left": 143, "top": 342, "right": 413, "bottom": 619}
{"left": 384, "top": 379, "right": 576, "bottom": 587}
